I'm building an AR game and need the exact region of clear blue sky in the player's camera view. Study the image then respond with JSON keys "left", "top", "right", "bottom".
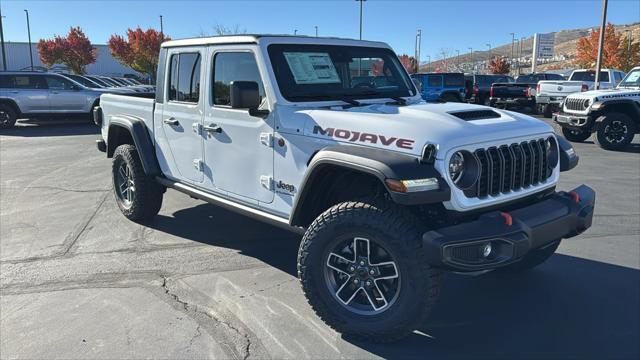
{"left": 1, "top": 0, "right": 639, "bottom": 60}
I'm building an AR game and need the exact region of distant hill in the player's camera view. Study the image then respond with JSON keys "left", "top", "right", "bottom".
{"left": 421, "top": 22, "right": 639, "bottom": 73}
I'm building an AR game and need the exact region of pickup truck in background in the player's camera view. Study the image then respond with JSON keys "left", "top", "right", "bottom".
{"left": 489, "top": 73, "right": 564, "bottom": 112}
{"left": 464, "top": 74, "right": 513, "bottom": 105}
{"left": 536, "top": 69, "right": 626, "bottom": 118}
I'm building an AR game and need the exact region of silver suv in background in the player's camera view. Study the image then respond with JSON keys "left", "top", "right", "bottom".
{"left": 0, "top": 72, "right": 111, "bottom": 128}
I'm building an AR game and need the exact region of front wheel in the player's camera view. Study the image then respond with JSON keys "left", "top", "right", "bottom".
{"left": 0, "top": 104, "right": 17, "bottom": 129}
{"left": 112, "top": 144, "right": 164, "bottom": 221}
{"left": 562, "top": 127, "right": 591, "bottom": 142}
{"left": 595, "top": 112, "right": 636, "bottom": 151}
{"left": 298, "top": 200, "right": 442, "bottom": 343}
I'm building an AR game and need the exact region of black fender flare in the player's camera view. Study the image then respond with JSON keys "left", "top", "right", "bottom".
{"left": 107, "top": 116, "right": 161, "bottom": 176}
{"left": 289, "top": 146, "right": 450, "bottom": 226}
{"left": 557, "top": 136, "right": 579, "bottom": 172}
{"left": 593, "top": 99, "right": 640, "bottom": 125}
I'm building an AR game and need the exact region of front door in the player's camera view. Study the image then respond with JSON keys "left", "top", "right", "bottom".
{"left": 160, "top": 50, "right": 204, "bottom": 183}
{"left": 45, "top": 75, "right": 86, "bottom": 112}
{"left": 203, "top": 50, "right": 274, "bottom": 203}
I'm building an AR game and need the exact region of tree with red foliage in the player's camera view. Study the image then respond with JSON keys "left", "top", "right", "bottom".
{"left": 575, "top": 23, "right": 623, "bottom": 69}
{"left": 488, "top": 57, "right": 510, "bottom": 74}
{"left": 37, "top": 27, "right": 97, "bottom": 74}
{"left": 108, "top": 28, "right": 169, "bottom": 82}
{"left": 398, "top": 54, "right": 418, "bottom": 74}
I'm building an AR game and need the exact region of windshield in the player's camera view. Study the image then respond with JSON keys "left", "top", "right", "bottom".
{"left": 476, "top": 75, "right": 512, "bottom": 86}
{"left": 618, "top": 69, "right": 640, "bottom": 88}
{"left": 570, "top": 71, "right": 609, "bottom": 82}
{"left": 65, "top": 74, "right": 100, "bottom": 88}
{"left": 268, "top": 44, "right": 416, "bottom": 102}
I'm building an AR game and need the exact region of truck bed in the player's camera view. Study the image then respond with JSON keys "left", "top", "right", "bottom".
{"left": 99, "top": 93, "right": 156, "bottom": 141}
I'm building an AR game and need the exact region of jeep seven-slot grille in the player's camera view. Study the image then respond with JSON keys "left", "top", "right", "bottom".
{"left": 565, "top": 98, "right": 590, "bottom": 111}
{"left": 471, "top": 139, "right": 551, "bottom": 199}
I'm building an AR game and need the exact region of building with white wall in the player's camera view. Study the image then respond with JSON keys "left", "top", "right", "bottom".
{"left": 0, "top": 42, "right": 143, "bottom": 77}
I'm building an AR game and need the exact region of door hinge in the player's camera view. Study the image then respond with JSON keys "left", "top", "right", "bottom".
{"left": 192, "top": 123, "right": 202, "bottom": 135}
{"left": 260, "top": 133, "right": 274, "bottom": 148}
{"left": 260, "top": 175, "right": 274, "bottom": 190}
{"left": 193, "top": 159, "right": 203, "bottom": 171}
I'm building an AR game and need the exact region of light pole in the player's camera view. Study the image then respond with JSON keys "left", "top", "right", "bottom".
{"left": 160, "top": 15, "right": 163, "bottom": 35}
{"left": 594, "top": 0, "right": 608, "bottom": 90}
{"left": 24, "top": 9, "right": 33, "bottom": 71}
{"left": 486, "top": 43, "right": 491, "bottom": 58}
{"left": 426, "top": 55, "right": 431, "bottom": 72}
{"left": 456, "top": 49, "right": 460, "bottom": 70}
{"left": 356, "top": 0, "right": 366, "bottom": 40}
{"left": 415, "top": 29, "right": 421, "bottom": 73}
{"left": 510, "top": 32, "right": 516, "bottom": 76}
{"left": 315, "top": 26, "right": 318, "bottom": 37}
{"left": 294, "top": 29, "right": 298, "bottom": 35}
{"left": 0, "top": 8, "right": 6, "bottom": 71}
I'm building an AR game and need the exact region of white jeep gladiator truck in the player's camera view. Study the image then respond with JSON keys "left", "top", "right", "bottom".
{"left": 536, "top": 68, "right": 625, "bottom": 118}
{"left": 554, "top": 66, "right": 639, "bottom": 150}
{"left": 94, "top": 35, "right": 595, "bottom": 342}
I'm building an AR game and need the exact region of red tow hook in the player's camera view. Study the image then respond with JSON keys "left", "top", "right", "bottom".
{"left": 500, "top": 212, "right": 513, "bottom": 227}
{"left": 569, "top": 191, "right": 581, "bottom": 203}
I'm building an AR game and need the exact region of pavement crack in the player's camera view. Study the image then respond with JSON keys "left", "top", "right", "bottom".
{"left": 59, "top": 192, "right": 109, "bottom": 256}
{"left": 26, "top": 185, "right": 110, "bottom": 193}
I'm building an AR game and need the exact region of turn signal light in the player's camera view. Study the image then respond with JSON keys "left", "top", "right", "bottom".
{"left": 569, "top": 191, "right": 580, "bottom": 203}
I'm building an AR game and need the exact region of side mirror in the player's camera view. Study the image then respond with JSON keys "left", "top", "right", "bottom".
{"left": 230, "top": 81, "right": 260, "bottom": 110}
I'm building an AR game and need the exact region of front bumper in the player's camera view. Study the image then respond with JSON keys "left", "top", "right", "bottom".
{"left": 422, "top": 185, "right": 595, "bottom": 271}
{"left": 553, "top": 112, "right": 594, "bottom": 130}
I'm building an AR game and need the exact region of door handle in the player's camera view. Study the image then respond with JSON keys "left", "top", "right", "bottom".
{"left": 51, "top": 91, "right": 59, "bottom": 94}
{"left": 203, "top": 123, "right": 222, "bottom": 133}
{"left": 163, "top": 117, "right": 179, "bottom": 126}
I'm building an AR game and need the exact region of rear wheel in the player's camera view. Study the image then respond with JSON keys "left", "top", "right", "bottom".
{"left": 543, "top": 104, "right": 554, "bottom": 118}
{"left": 112, "top": 144, "right": 164, "bottom": 221}
{"left": 562, "top": 127, "right": 591, "bottom": 142}
{"left": 298, "top": 199, "right": 442, "bottom": 342}
{"left": 497, "top": 241, "right": 560, "bottom": 272}
{"left": 595, "top": 112, "right": 636, "bottom": 151}
{"left": 0, "top": 104, "right": 17, "bottom": 129}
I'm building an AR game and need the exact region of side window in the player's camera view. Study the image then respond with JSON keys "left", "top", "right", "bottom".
{"left": 46, "top": 76, "right": 74, "bottom": 90}
{"left": 167, "top": 52, "right": 201, "bottom": 103}
{"left": 412, "top": 76, "right": 423, "bottom": 91}
{"left": 13, "top": 75, "right": 46, "bottom": 89}
{"left": 427, "top": 75, "right": 442, "bottom": 88}
{"left": 213, "top": 52, "right": 265, "bottom": 106}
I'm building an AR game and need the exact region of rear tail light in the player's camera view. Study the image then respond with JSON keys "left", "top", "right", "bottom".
{"left": 536, "top": 83, "right": 541, "bottom": 94}
{"left": 489, "top": 85, "right": 494, "bottom": 97}
{"left": 473, "top": 84, "right": 479, "bottom": 95}
{"left": 524, "top": 88, "right": 531, "bottom": 97}
{"left": 581, "top": 84, "right": 589, "bottom": 92}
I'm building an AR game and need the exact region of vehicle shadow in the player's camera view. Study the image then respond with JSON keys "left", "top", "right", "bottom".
{"left": 0, "top": 122, "right": 100, "bottom": 137}
{"left": 146, "top": 203, "right": 639, "bottom": 359}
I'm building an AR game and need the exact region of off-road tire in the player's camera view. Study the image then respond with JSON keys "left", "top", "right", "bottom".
{"left": 562, "top": 127, "right": 591, "bottom": 142}
{"left": 497, "top": 240, "right": 560, "bottom": 272}
{"left": 298, "top": 199, "right": 442, "bottom": 343}
{"left": 595, "top": 112, "right": 636, "bottom": 151}
{"left": 112, "top": 144, "right": 164, "bottom": 221}
{"left": 0, "top": 104, "right": 17, "bottom": 129}
{"left": 543, "top": 104, "right": 553, "bottom": 118}
{"left": 441, "top": 93, "right": 461, "bottom": 103}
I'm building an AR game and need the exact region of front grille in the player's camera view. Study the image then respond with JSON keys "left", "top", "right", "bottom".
{"left": 450, "top": 110, "right": 501, "bottom": 121}
{"left": 470, "top": 139, "right": 552, "bottom": 199}
{"left": 565, "top": 98, "right": 590, "bottom": 111}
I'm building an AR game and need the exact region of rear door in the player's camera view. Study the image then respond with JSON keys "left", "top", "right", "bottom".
{"left": 159, "top": 49, "right": 205, "bottom": 183}
{"left": 45, "top": 75, "right": 87, "bottom": 112}
{"left": 9, "top": 75, "right": 49, "bottom": 113}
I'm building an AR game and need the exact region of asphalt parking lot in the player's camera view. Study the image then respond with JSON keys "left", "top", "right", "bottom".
{"left": 1, "top": 116, "right": 639, "bottom": 359}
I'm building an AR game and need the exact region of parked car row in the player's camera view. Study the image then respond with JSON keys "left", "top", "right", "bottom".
{"left": 0, "top": 71, "right": 155, "bottom": 128}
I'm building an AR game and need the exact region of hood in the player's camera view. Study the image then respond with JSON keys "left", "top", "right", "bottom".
{"left": 278, "top": 102, "right": 554, "bottom": 158}
{"left": 570, "top": 88, "right": 640, "bottom": 101}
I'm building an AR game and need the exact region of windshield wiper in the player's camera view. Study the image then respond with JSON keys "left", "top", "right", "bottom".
{"left": 288, "top": 94, "right": 364, "bottom": 107}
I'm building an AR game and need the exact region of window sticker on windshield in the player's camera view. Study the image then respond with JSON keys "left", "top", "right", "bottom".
{"left": 625, "top": 71, "right": 640, "bottom": 83}
{"left": 283, "top": 52, "right": 341, "bottom": 84}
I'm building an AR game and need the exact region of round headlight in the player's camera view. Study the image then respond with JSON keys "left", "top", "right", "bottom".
{"left": 546, "top": 136, "right": 559, "bottom": 169}
{"left": 449, "top": 151, "right": 465, "bottom": 184}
